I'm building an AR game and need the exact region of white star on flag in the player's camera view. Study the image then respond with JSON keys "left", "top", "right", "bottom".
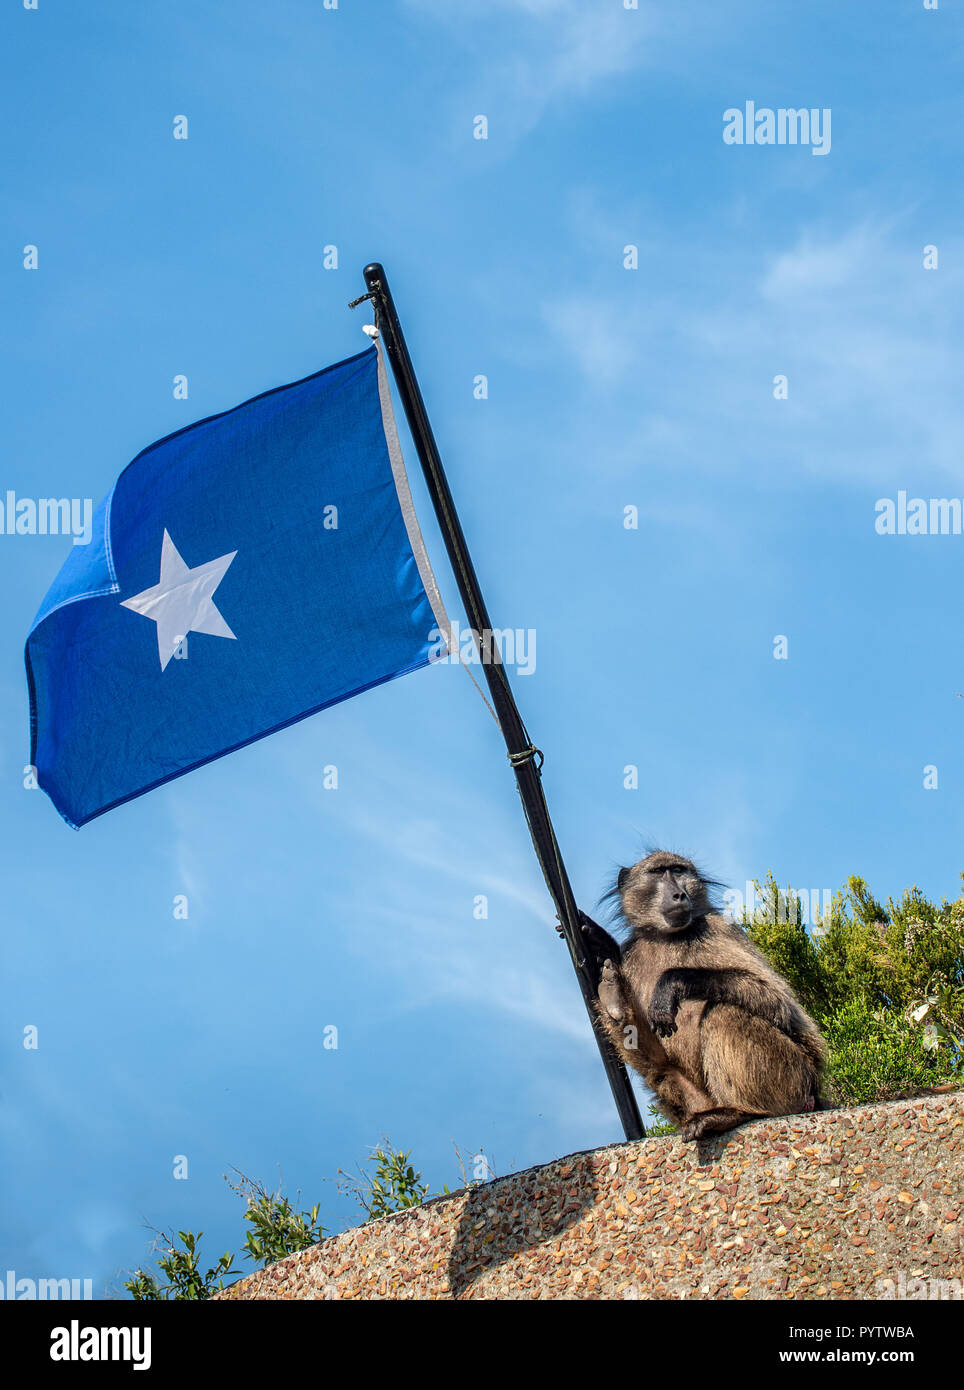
{"left": 121, "top": 529, "right": 238, "bottom": 671}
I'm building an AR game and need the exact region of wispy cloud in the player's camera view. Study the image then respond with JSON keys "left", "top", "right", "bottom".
{"left": 407, "top": 0, "right": 660, "bottom": 143}
{"left": 539, "top": 216, "right": 964, "bottom": 486}
{"left": 541, "top": 294, "right": 632, "bottom": 389}
{"left": 280, "top": 729, "right": 597, "bottom": 1046}
{"left": 164, "top": 794, "right": 211, "bottom": 918}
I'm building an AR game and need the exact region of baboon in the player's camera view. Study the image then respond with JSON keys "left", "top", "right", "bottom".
{"left": 583, "top": 850, "right": 825, "bottom": 1142}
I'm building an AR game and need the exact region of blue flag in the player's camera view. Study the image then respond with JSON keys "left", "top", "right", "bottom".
{"left": 26, "top": 343, "right": 450, "bottom": 827}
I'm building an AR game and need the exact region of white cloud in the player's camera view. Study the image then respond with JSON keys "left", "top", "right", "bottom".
{"left": 164, "top": 794, "right": 211, "bottom": 917}
{"left": 541, "top": 294, "right": 632, "bottom": 388}
{"left": 280, "top": 730, "right": 601, "bottom": 1047}
{"left": 539, "top": 217, "right": 964, "bottom": 486}
{"left": 760, "top": 225, "right": 882, "bottom": 301}
{"left": 407, "top": 0, "right": 660, "bottom": 142}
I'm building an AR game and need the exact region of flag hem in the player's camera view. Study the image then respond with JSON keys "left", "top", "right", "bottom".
{"left": 374, "top": 336, "right": 452, "bottom": 654}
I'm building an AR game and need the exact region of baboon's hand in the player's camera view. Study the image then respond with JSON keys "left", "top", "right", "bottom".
{"left": 648, "top": 971, "right": 685, "bottom": 1037}
{"left": 577, "top": 911, "right": 621, "bottom": 973}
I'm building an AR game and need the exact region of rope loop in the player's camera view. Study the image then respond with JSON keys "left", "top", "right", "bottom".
{"left": 508, "top": 744, "right": 544, "bottom": 772}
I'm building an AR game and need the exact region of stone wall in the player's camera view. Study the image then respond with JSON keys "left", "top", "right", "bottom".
{"left": 217, "top": 1092, "right": 964, "bottom": 1300}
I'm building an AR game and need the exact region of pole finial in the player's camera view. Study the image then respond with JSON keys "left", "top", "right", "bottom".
{"left": 364, "top": 262, "right": 385, "bottom": 289}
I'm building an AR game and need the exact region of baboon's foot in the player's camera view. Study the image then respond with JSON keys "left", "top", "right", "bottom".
{"left": 597, "top": 959, "right": 625, "bottom": 1021}
{"left": 680, "top": 1107, "right": 764, "bottom": 1143}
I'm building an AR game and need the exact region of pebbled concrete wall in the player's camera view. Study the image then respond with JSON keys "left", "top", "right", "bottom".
{"left": 216, "top": 1092, "right": 964, "bottom": 1300}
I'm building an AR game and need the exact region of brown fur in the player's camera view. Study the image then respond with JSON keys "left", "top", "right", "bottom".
{"left": 586, "top": 850, "right": 826, "bottom": 1142}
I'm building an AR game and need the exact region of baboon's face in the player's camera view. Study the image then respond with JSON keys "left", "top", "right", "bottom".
{"left": 618, "top": 851, "right": 709, "bottom": 932}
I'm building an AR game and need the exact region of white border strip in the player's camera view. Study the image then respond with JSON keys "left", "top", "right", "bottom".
{"left": 374, "top": 335, "right": 453, "bottom": 655}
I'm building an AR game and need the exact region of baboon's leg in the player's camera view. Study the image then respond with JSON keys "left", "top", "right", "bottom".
{"left": 595, "top": 961, "right": 716, "bottom": 1127}
{"left": 596, "top": 958, "right": 628, "bottom": 1021}
{"left": 596, "top": 960, "right": 670, "bottom": 1070}
{"left": 699, "top": 1006, "right": 820, "bottom": 1117}
{"left": 680, "top": 1107, "right": 766, "bottom": 1143}
{"left": 595, "top": 970, "right": 649, "bottom": 1072}
{"left": 651, "top": 1069, "right": 718, "bottom": 1129}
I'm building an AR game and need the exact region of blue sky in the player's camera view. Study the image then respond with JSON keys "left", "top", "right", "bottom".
{"left": 2, "top": 0, "right": 963, "bottom": 1294}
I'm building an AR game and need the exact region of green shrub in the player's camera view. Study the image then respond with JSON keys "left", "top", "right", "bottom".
{"left": 121, "top": 1138, "right": 463, "bottom": 1297}
{"left": 822, "top": 995, "right": 948, "bottom": 1104}
{"left": 225, "top": 1169, "right": 326, "bottom": 1266}
{"left": 643, "top": 1103, "right": 677, "bottom": 1136}
{"left": 744, "top": 872, "right": 964, "bottom": 1107}
{"left": 337, "top": 1137, "right": 430, "bottom": 1222}
{"left": 125, "top": 1229, "right": 234, "bottom": 1301}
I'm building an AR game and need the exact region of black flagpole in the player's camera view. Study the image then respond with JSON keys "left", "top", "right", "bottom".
{"left": 355, "top": 262, "right": 644, "bottom": 1142}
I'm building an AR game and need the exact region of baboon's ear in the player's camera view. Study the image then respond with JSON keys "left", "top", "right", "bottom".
{"left": 617, "top": 866, "right": 629, "bottom": 890}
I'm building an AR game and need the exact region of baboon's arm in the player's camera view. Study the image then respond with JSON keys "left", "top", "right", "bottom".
{"left": 649, "top": 967, "right": 795, "bottom": 1038}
